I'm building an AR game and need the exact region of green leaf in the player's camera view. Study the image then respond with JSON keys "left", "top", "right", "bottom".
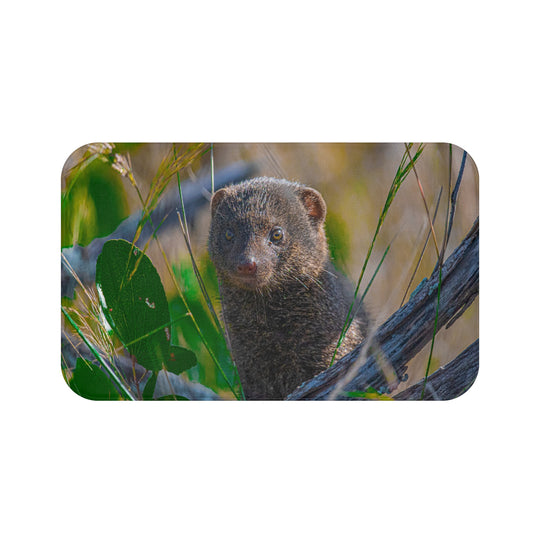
{"left": 62, "top": 159, "right": 129, "bottom": 248}
{"left": 325, "top": 210, "right": 351, "bottom": 273}
{"left": 96, "top": 240, "right": 171, "bottom": 372}
{"left": 68, "top": 358, "right": 122, "bottom": 400}
{"left": 165, "top": 345, "right": 197, "bottom": 375}
{"left": 156, "top": 395, "right": 189, "bottom": 401}
{"left": 170, "top": 257, "right": 235, "bottom": 393}
{"left": 142, "top": 371, "right": 159, "bottom": 400}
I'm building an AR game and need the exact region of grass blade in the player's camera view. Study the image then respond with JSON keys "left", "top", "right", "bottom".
{"left": 330, "top": 143, "right": 425, "bottom": 366}
{"left": 420, "top": 147, "right": 468, "bottom": 398}
{"left": 400, "top": 187, "right": 443, "bottom": 307}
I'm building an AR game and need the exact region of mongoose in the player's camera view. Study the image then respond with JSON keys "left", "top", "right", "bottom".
{"left": 208, "top": 177, "right": 366, "bottom": 400}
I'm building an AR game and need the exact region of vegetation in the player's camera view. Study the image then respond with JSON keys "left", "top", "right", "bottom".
{"left": 61, "top": 142, "right": 479, "bottom": 400}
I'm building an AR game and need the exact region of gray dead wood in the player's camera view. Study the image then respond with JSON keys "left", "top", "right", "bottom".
{"left": 287, "top": 218, "right": 479, "bottom": 401}
{"left": 61, "top": 160, "right": 256, "bottom": 297}
{"left": 393, "top": 339, "right": 478, "bottom": 400}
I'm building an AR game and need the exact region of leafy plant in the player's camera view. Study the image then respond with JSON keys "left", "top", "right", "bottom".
{"left": 94, "top": 239, "right": 196, "bottom": 399}
{"left": 62, "top": 143, "right": 214, "bottom": 401}
{"left": 170, "top": 255, "right": 238, "bottom": 394}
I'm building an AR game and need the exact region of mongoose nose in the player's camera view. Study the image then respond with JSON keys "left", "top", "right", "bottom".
{"left": 238, "top": 259, "right": 257, "bottom": 275}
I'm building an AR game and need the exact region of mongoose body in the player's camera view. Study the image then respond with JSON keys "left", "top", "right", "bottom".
{"left": 208, "top": 177, "right": 366, "bottom": 399}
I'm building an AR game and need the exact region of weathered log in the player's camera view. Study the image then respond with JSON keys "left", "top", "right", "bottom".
{"left": 287, "top": 218, "right": 479, "bottom": 400}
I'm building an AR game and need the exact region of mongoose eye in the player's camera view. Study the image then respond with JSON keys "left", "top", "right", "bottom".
{"left": 224, "top": 229, "right": 234, "bottom": 241}
{"left": 270, "top": 227, "right": 283, "bottom": 243}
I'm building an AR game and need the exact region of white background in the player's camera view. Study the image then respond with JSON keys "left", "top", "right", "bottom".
{"left": 2, "top": 1, "right": 538, "bottom": 539}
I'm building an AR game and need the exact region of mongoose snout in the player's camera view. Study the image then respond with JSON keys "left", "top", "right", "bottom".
{"left": 237, "top": 258, "right": 257, "bottom": 275}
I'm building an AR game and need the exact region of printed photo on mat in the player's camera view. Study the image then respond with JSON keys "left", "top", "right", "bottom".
{"left": 61, "top": 143, "right": 479, "bottom": 401}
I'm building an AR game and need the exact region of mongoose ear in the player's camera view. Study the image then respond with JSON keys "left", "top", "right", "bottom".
{"left": 299, "top": 187, "right": 327, "bottom": 225}
{"left": 210, "top": 188, "right": 228, "bottom": 218}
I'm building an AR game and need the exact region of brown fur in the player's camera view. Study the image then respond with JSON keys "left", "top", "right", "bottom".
{"left": 208, "top": 177, "right": 366, "bottom": 399}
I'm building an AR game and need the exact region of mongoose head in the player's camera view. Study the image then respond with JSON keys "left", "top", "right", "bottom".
{"left": 208, "top": 177, "right": 329, "bottom": 292}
